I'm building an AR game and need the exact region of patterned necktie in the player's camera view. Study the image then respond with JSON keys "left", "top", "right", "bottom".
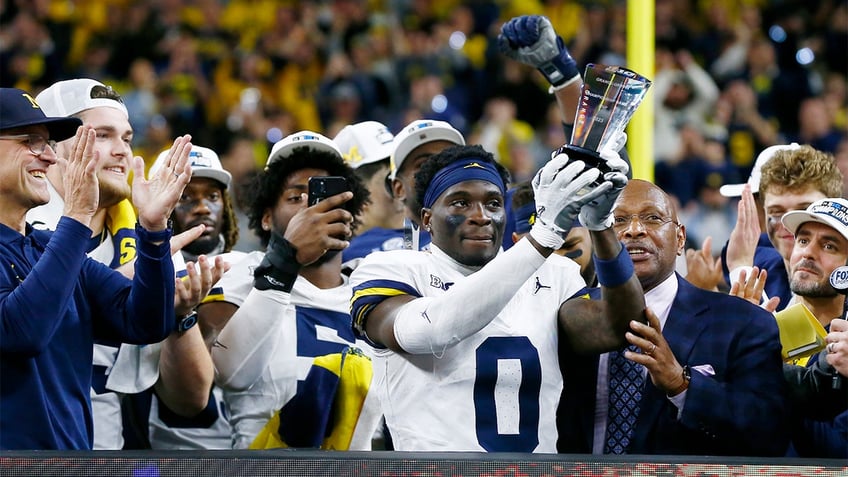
{"left": 604, "top": 345, "right": 644, "bottom": 454}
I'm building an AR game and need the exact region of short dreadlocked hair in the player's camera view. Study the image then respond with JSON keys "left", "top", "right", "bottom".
{"left": 220, "top": 190, "right": 239, "bottom": 252}
{"left": 244, "top": 146, "right": 370, "bottom": 246}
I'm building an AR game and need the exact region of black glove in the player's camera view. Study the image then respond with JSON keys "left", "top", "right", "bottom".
{"left": 254, "top": 231, "right": 301, "bottom": 293}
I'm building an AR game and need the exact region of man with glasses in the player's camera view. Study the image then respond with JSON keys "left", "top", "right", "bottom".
{"left": 557, "top": 179, "right": 789, "bottom": 456}
{"left": 0, "top": 133, "right": 56, "bottom": 155}
{"left": 0, "top": 87, "right": 186, "bottom": 449}
{"left": 26, "top": 79, "right": 226, "bottom": 450}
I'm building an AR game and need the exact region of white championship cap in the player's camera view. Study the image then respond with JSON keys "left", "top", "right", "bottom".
{"left": 266, "top": 130, "right": 342, "bottom": 168}
{"left": 151, "top": 145, "right": 232, "bottom": 188}
{"left": 719, "top": 143, "right": 802, "bottom": 197}
{"left": 35, "top": 78, "right": 129, "bottom": 118}
{"left": 782, "top": 198, "right": 848, "bottom": 242}
{"left": 390, "top": 119, "right": 465, "bottom": 179}
{"left": 334, "top": 121, "right": 395, "bottom": 169}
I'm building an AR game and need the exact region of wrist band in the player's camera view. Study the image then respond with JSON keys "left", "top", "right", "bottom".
{"left": 547, "top": 74, "right": 581, "bottom": 94}
{"left": 268, "top": 238, "right": 301, "bottom": 292}
{"left": 594, "top": 244, "right": 634, "bottom": 288}
{"left": 254, "top": 234, "right": 301, "bottom": 293}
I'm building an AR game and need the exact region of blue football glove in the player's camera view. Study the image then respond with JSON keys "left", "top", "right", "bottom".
{"left": 498, "top": 15, "right": 579, "bottom": 87}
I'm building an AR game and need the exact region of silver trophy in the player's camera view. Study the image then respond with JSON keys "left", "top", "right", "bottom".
{"left": 558, "top": 64, "right": 651, "bottom": 182}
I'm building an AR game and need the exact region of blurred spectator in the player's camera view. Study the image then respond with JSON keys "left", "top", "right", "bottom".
{"left": 653, "top": 47, "right": 720, "bottom": 164}
{"left": 822, "top": 72, "right": 847, "bottom": 132}
{"left": 835, "top": 137, "right": 848, "bottom": 198}
{"left": 657, "top": 125, "right": 740, "bottom": 210}
{"left": 469, "top": 96, "right": 539, "bottom": 183}
{"left": 679, "top": 166, "right": 739, "bottom": 258}
{"left": 0, "top": 10, "right": 63, "bottom": 90}
{"left": 121, "top": 59, "right": 160, "bottom": 148}
{"left": 488, "top": 60, "right": 554, "bottom": 130}
{"left": 792, "top": 96, "right": 844, "bottom": 154}
{"left": 221, "top": 136, "right": 265, "bottom": 254}
{"left": 714, "top": 80, "right": 779, "bottom": 181}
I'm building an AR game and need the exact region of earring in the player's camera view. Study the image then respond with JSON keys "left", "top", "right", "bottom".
{"left": 262, "top": 223, "right": 270, "bottom": 231}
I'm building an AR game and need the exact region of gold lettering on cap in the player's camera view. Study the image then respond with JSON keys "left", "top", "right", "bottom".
{"left": 21, "top": 93, "right": 40, "bottom": 109}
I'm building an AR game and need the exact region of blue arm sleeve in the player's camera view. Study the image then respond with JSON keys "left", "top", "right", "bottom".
{"left": 86, "top": 225, "right": 175, "bottom": 344}
{"left": 0, "top": 217, "right": 90, "bottom": 355}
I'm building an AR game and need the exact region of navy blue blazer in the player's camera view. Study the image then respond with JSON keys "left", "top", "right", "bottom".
{"left": 720, "top": 233, "right": 792, "bottom": 312}
{"left": 558, "top": 274, "right": 789, "bottom": 456}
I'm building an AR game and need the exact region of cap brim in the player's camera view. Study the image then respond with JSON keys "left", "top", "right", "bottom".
{"left": 718, "top": 183, "right": 746, "bottom": 197}
{"left": 191, "top": 169, "right": 232, "bottom": 189}
{"left": 782, "top": 210, "right": 848, "bottom": 242}
{"left": 7, "top": 116, "right": 82, "bottom": 142}
{"left": 390, "top": 128, "right": 465, "bottom": 179}
{"left": 45, "top": 117, "right": 83, "bottom": 141}
{"left": 268, "top": 141, "right": 341, "bottom": 167}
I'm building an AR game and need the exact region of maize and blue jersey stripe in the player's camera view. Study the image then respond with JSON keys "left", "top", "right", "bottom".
{"left": 350, "top": 279, "right": 422, "bottom": 346}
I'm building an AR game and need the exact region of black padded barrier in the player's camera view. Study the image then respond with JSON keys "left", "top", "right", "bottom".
{"left": 1, "top": 450, "right": 846, "bottom": 477}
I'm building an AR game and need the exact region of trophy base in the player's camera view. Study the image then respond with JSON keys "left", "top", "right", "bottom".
{"left": 561, "top": 144, "right": 613, "bottom": 176}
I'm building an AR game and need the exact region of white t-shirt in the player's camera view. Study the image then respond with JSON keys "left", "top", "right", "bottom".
{"left": 349, "top": 249, "right": 584, "bottom": 452}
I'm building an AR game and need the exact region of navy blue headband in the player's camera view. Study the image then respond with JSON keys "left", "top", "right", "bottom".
{"left": 423, "top": 159, "right": 506, "bottom": 209}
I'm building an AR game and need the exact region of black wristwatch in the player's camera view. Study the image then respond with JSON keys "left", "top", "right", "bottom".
{"left": 176, "top": 310, "right": 198, "bottom": 333}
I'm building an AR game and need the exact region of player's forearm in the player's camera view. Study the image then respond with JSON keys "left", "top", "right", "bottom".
{"left": 156, "top": 326, "right": 215, "bottom": 416}
{"left": 594, "top": 229, "right": 645, "bottom": 343}
{"left": 552, "top": 78, "right": 582, "bottom": 126}
{"left": 394, "top": 239, "right": 546, "bottom": 354}
{"left": 211, "top": 289, "right": 290, "bottom": 390}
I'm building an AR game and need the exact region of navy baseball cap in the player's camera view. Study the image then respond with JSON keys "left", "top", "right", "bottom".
{"left": 0, "top": 88, "right": 81, "bottom": 141}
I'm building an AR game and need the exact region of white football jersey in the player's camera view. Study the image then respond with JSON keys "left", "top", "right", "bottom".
{"left": 350, "top": 249, "right": 584, "bottom": 452}
{"left": 214, "top": 252, "right": 381, "bottom": 449}
{"left": 142, "top": 251, "right": 245, "bottom": 450}
{"left": 148, "top": 386, "right": 232, "bottom": 449}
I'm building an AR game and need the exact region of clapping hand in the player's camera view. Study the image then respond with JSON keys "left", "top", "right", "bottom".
{"left": 725, "top": 184, "right": 760, "bottom": 272}
{"left": 728, "top": 266, "right": 780, "bottom": 312}
{"left": 132, "top": 135, "right": 193, "bottom": 232}
{"left": 174, "top": 255, "right": 229, "bottom": 317}
{"left": 684, "top": 237, "right": 725, "bottom": 292}
{"left": 62, "top": 127, "right": 103, "bottom": 227}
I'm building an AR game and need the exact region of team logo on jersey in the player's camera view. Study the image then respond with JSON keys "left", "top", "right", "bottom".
{"left": 430, "top": 274, "right": 454, "bottom": 290}
{"left": 533, "top": 276, "right": 551, "bottom": 295}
